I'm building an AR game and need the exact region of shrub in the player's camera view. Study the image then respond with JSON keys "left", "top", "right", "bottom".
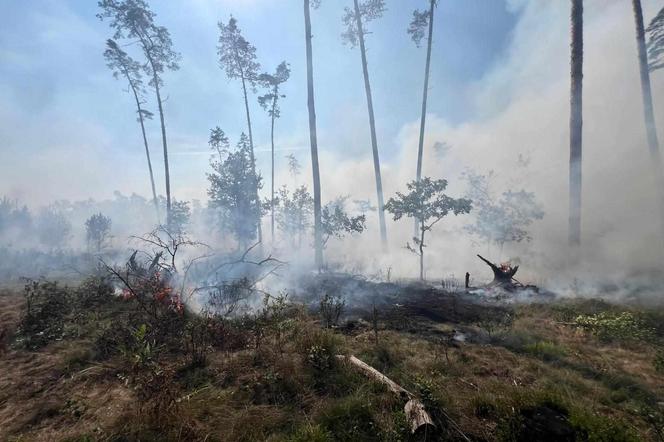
{"left": 319, "top": 293, "right": 345, "bottom": 328}
{"left": 575, "top": 311, "right": 654, "bottom": 343}
{"left": 15, "top": 279, "right": 73, "bottom": 349}
{"left": 297, "top": 328, "right": 340, "bottom": 370}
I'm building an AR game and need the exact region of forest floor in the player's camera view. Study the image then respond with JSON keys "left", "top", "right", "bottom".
{"left": 1, "top": 275, "right": 664, "bottom": 441}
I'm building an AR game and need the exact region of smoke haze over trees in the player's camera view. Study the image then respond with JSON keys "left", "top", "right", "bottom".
{"left": 2, "top": 1, "right": 664, "bottom": 288}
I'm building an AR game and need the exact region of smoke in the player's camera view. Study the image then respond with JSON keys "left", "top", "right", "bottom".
{"left": 277, "top": 0, "right": 664, "bottom": 294}
{"left": 3, "top": 0, "right": 664, "bottom": 300}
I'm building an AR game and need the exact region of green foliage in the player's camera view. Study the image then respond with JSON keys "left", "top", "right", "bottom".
{"left": 386, "top": 178, "right": 471, "bottom": 225}
{"left": 258, "top": 61, "right": 290, "bottom": 118}
{"left": 15, "top": 280, "right": 73, "bottom": 349}
{"left": 408, "top": 8, "right": 432, "bottom": 48}
{"left": 297, "top": 329, "right": 340, "bottom": 371}
{"left": 217, "top": 16, "right": 261, "bottom": 85}
{"left": 273, "top": 185, "right": 314, "bottom": 247}
{"left": 385, "top": 177, "right": 471, "bottom": 278}
{"left": 85, "top": 212, "right": 112, "bottom": 252}
{"left": 97, "top": 0, "right": 181, "bottom": 82}
{"left": 321, "top": 198, "right": 366, "bottom": 247}
{"left": 341, "top": 0, "right": 386, "bottom": 48}
{"left": 575, "top": 311, "right": 654, "bottom": 343}
{"left": 169, "top": 200, "right": 191, "bottom": 234}
{"left": 207, "top": 132, "right": 262, "bottom": 246}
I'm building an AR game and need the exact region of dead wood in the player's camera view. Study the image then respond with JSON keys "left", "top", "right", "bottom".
{"left": 336, "top": 354, "right": 435, "bottom": 434}
{"left": 477, "top": 254, "right": 519, "bottom": 286}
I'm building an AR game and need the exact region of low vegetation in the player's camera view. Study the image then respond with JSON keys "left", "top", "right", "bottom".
{"left": 1, "top": 276, "right": 664, "bottom": 441}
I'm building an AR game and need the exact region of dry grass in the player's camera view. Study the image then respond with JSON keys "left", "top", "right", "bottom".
{"left": 1, "top": 280, "right": 664, "bottom": 441}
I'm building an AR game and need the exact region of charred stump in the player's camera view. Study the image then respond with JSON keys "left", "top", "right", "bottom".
{"left": 477, "top": 254, "right": 519, "bottom": 287}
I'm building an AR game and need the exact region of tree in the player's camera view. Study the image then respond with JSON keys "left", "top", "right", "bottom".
{"left": 218, "top": 17, "right": 263, "bottom": 244}
{"left": 647, "top": 6, "right": 664, "bottom": 71}
{"left": 385, "top": 178, "right": 471, "bottom": 280}
{"left": 408, "top": 1, "right": 437, "bottom": 187}
{"left": 304, "top": 0, "right": 324, "bottom": 270}
{"left": 274, "top": 185, "right": 314, "bottom": 248}
{"left": 170, "top": 200, "right": 191, "bottom": 235}
{"left": 103, "top": 38, "right": 160, "bottom": 221}
{"left": 408, "top": 1, "right": 438, "bottom": 237}
{"left": 85, "top": 213, "right": 112, "bottom": 252}
{"left": 207, "top": 132, "right": 262, "bottom": 249}
{"left": 258, "top": 62, "right": 291, "bottom": 245}
{"left": 569, "top": 0, "right": 583, "bottom": 247}
{"left": 321, "top": 197, "right": 366, "bottom": 249}
{"left": 342, "top": 0, "right": 388, "bottom": 249}
{"left": 464, "top": 171, "right": 544, "bottom": 259}
{"left": 286, "top": 154, "right": 301, "bottom": 179}
{"left": 635, "top": 1, "right": 664, "bottom": 242}
{"left": 98, "top": 0, "right": 180, "bottom": 228}
{"left": 36, "top": 208, "right": 72, "bottom": 250}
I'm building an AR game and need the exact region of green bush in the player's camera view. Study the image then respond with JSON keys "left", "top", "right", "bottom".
{"left": 15, "top": 280, "right": 73, "bottom": 349}
{"left": 575, "top": 311, "right": 654, "bottom": 343}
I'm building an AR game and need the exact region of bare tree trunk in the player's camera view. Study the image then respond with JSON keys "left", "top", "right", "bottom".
{"left": 414, "top": 0, "right": 435, "bottom": 236}
{"left": 271, "top": 91, "right": 277, "bottom": 245}
{"left": 153, "top": 78, "right": 172, "bottom": 229}
{"left": 353, "top": 0, "right": 388, "bottom": 251}
{"left": 126, "top": 72, "right": 160, "bottom": 223}
{"left": 419, "top": 221, "right": 425, "bottom": 280}
{"left": 304, "top": 0, "right": 323, "bottom": 270}
{"left": 569, "top": 0, "right": 583, "bottom": 247}
{"left": 240, "top": 77, "right": 263, "bottom": 246}
{"left": 632, "top": 0, "right": 664, "bottom": 242}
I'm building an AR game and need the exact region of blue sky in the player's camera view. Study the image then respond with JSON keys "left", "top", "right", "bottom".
{"left": 0, "top": 0, "right": 519, "bottom": 203}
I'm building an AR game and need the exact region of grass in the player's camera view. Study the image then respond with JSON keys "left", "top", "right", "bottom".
{"left": 1, "top": 280, "right": 664, "bottom": 441}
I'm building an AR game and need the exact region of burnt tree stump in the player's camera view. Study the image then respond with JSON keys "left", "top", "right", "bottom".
{"left": 477, "top": 254, "right": 519, "bottom": 286}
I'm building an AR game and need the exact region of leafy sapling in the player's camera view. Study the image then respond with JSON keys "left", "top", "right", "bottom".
{"left": 385, "top": 178, "right": 471, "bottom": 280}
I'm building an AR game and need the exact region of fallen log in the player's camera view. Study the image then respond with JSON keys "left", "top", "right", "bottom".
{"left": 336, "top": 355, "right": 435, "bottom": 434}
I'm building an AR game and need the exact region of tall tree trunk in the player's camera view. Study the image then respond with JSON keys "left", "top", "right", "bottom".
{"left": 353, "top": 0, "right": 388, "bottom": 251}
{"left": 414, "top": 0, "right": 435, "bottom": 236}
{"left": 131, "top": 89, "right": 160, "bottom": 223}
{"left": 569, "top": 0, "right": 583, "bottom": 247}
{"left": 270, "top": 92, "right": 277, "bottom": 245}
{"left": 632, "top": 0, "right": 664, "bottom": 242}
{"left": 123, "top": 65, "right": 160, "bottom": 223}
{"left": 153, "top": 78, "right": 172, "bottom": 229}
{"left": 241, "top": 76, "right": 263, "bottom": 246}
{"left": 304, "top": 0, "right": 324, "bottom": 270}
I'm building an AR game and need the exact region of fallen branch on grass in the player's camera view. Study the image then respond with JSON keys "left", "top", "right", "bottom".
{"left": 336, "top": 354, "right": 435, "bottom": 434}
